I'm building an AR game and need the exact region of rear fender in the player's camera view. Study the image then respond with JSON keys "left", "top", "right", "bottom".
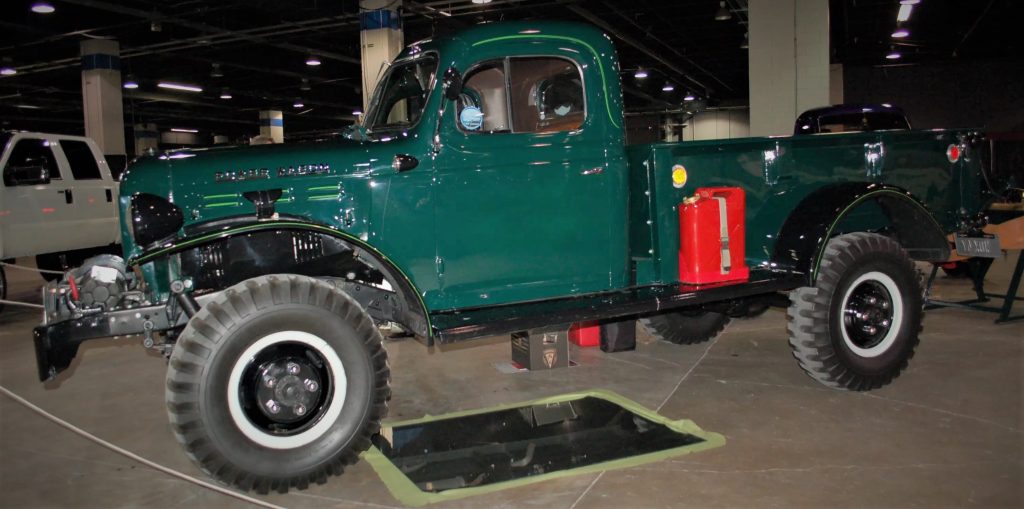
{"left": 772, "top": 183, "right": 950, "bottom": 285}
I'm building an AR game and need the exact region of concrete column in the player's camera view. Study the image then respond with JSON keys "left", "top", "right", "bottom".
{"left": 81, "top": 39, "right": 126, "bottom": 156}
{"left": 359, "top": 0, "right": 403, "bottom": 110}
{"left": 748, "top": 0, "right": 830, "bottom": 136}
{"left": 258, "top": 110, "right": 283, "bottom": 144}
{"left": 133, "top": 123, "right": 158, "bottom": 156}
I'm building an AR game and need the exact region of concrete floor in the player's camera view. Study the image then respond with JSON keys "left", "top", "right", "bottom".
{"left": 1, "top": 256, "right": 1021, "bottom": 508}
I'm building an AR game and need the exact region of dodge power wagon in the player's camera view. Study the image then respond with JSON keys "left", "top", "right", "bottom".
{"left": 31, "top": 21, "right": 987, "bottom": 493}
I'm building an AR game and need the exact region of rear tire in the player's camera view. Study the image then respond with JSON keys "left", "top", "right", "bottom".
{"left": 165, "top": 274, "right": 390, "bottom": 493}
{"left": 640, "top": 310, "right": 730, "bottom": 345}
{"left": 787, "top": 233, "right": 923, "bottom": 391}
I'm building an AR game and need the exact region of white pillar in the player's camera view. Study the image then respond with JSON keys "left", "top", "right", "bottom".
{"left": 81, "top": 39, "right": 126, "bottom": 156}
{"left": 748, "top": 0, "right": 830, "bottom": 136}
{"left": 359, "top": 0, "right": 403, "bottom": 111}
{"left": 133, "top": 123, "right": 158, "bottom": 156}
{"left": 258, "top": 110, "right": 283, "bottom": 144}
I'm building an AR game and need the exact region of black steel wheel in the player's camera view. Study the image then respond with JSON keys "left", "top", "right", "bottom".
{"left": 166, "top": 274, "right": 390, "bottom": 493}
{"left": 640, "top": 310, "right": 730, "bottom": 345}
{"left": 787, "top": 232, "right": 923, "bottom": 391}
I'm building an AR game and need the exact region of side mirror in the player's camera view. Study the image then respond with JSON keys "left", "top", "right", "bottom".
{"left": 443, "top": 66, "right": 463, "bottom": 102}
{"left": 342, "top": 124, "right": 369, "bottom": 141}
{"left": 5, "top": 164, "right": 51, "bottom": 186}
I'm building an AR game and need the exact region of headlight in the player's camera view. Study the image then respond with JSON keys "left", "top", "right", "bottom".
{"left": 131, "top": 193, "right": 184, "bottom": 247}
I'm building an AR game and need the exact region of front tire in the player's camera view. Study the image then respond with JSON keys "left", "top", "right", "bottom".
{"left": 787, "top": 232, "right": 923, "bottom": 391}
{"left": 166, "top": 274, "right": 390, "bottom": 493}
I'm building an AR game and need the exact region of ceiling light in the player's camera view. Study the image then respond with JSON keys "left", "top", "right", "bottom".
{"left": 662, "top": 83, "right": 675, "bottom": 92}
{"left": 300, "top": 78, "right": 311, "bottom": 91}
{"left": 1, "top": 67, "right": 18, "bottom": 76}
{"left": 31, "top": 2, "right": 55, "bottom": 14}
{"left": 305, "top": 55, "right": 322, "bottom": 66}
{"left": 684, "top": 92, "right": 696, "bottom": 101}
{"left": 353, "top": 110, "right": 363, "bottom": 116}
{"left": 892, "top": 28, "right": 910, "bottom": 38}
{"left": 122, "top": 76, "right": 139, "bottom": 89}
{"left": 472, "top": 0, "right": 493, "bottom": 4}
{"left": 886, "top": 48, "right": 902, "bottom": 60}
{"left": 899, "top": 0, "right": 920, "bottom": 4}
{"left": 158, "top": 82, "right": 203, "bottom": 93}
{"left": 170, "top": 128, "right": 198, "bottom": 133}
{"left": 634, "top": 69, "right": 649, "bottom": 79}
{"left": 897, "top": 3, "right": 913, "bottom": 22}
{"left": 293, "top": 100, "right": 305, "bottom": 108}
{"left": 210, "top": 63, "right": 224, "bottom": 78}
{"left": 715, "top": 1, "right": 731, "bottom": 21}
{"left": 219, "top": 88, "right": 232, "bottom": 99}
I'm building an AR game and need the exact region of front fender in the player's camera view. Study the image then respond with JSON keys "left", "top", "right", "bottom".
{"left": 131, "top": 218, "right": 431, "bottom": 337}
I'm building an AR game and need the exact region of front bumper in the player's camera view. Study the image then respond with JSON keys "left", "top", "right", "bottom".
{"left": 33, "top": 303, "right": 173, "bottom": 381}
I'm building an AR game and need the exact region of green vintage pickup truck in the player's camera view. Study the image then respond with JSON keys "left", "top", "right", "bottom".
{"left": 33, "top": 21, "right": 986, "bottom": 492}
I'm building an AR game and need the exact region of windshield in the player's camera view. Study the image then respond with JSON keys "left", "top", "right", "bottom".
{"left": 364, "top": 54, "right": 438, "bottom": 132}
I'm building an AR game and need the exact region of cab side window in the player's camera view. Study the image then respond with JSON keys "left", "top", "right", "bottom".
{"left": 3, "top": 138, "right": 61, "bottom": 186}
{"left": 60, "top": 140, "right": 102, "bottom": 180}
{"left": 458, "top": 61, "right": 510, "bottom": 133}
{"left": 457, "top": 57, "right": 584, "bottom": 134}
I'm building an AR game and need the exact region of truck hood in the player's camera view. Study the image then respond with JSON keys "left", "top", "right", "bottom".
{"left": 119, "top": 137, "right": 420, "bottom": 257}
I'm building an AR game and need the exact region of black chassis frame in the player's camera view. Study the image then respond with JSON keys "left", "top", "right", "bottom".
{"left": 33, "top": 266, "right": 800, "bottom": 381}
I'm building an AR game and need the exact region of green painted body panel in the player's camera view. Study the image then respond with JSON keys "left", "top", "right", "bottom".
{"left": 117, "top": 20, "right": 983, "bottom": 322}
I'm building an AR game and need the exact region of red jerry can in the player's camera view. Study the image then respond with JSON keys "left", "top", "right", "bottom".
{"left": 678, "top": 187, "right": 750, "bottom": 284}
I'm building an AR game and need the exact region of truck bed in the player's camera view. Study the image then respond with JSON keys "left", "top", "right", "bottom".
{"left": 625, "top": 129, "right": 983, "bottom": 287}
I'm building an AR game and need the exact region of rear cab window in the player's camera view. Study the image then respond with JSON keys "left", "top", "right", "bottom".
{"left": 59, "top": 139, "right": 103, "bottom": 180}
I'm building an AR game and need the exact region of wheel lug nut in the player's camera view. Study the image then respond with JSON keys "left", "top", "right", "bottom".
{"left": 263, "top": 376, "right": 276, "bottom": 388}
{"left": 304, "top": 379, "right": 318, "bottom": 392}
{"left": 866, "top": 297, "right": 877, "bottom": 305}
{"left": 866, "top": 326, "right": 877, "bottom": 335}
{"left": 294, "top": 404, "right": 306, "bottom": 416}
{"left": 287, "top": 362, "right": 300, "bottom": 375}
{"left": 881, "top": 319, "right": 890, "bottom": 327}
{"left": 265, "top": 400, "right": 280, "bottom": 414}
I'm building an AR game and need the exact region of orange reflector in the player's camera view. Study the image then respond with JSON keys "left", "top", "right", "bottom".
{"left": 671, "top": 164, "right": 688, "bottom": 189}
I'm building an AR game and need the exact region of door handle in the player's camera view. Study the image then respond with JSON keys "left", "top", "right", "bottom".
{"left": 581, "top": 167, "right": 604, "bottom": 176}
{"left": 57, "top": 189, "right": 73, "bottom": 204}
{"left": 105, "top": 189, "right": 113, "bottom": 202}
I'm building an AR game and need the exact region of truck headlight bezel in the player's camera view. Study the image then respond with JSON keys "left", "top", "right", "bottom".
{"left": 130, "top": 193, "right": 184, "bottom": 247}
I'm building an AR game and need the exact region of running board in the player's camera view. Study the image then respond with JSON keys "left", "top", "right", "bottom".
{"left": 431, "top": 270, "right": 803, "bottom": 344}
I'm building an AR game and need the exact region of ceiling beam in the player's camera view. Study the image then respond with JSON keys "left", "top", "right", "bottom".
{"left": 565, "top": 4, "right": 715, "bottom": 97}
{"left": 59, "top": 0, "right": 360, "bottom": 63}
